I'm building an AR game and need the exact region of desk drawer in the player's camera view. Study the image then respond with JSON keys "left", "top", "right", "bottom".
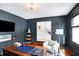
{"left": 3, "top": 50, "right": 19, "bottom": 56}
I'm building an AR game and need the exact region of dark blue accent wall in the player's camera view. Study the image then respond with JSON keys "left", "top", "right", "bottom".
{"left": 66, "top": 4, "right": 79, "bottom": 55}
{"left": 0, "top": 9, "right": 27, "bottom": 53}
{"left": 26, "top": 16, "right": 66, "bottom": 45}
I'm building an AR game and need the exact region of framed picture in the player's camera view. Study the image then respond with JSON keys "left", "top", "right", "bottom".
{"left": 0, "top": 34, "right": 12, "bottom": 42}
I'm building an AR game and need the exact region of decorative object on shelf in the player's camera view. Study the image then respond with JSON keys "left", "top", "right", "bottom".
{"left": 26, "top": 33, "right": 32, "bottom": 40}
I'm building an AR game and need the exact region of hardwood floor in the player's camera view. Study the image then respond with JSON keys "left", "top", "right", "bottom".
{"left": 60, "top": 47, "right": 73, "bottom": 56}
{"left": 60, "top": 46, "right": 73, "bottom": 56}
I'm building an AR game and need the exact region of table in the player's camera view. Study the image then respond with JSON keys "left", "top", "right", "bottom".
{"left": 3, "top": 41, "right": 48, "bottom": 56}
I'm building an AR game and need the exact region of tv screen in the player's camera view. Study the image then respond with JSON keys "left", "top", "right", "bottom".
{"left": 0, "top": 20, "right": 15, "bottom": 32}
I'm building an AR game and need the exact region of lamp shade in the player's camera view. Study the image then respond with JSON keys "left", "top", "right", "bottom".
{"left": 55, "top": 29, "right": 64, "bottom": 35}
{"left": 28, "top": 28, "right": 31, "bottom": 33}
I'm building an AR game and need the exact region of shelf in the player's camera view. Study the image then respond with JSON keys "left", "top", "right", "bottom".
{"left": 25, "top": 38, "right": 32, "bottom": 40}
{"left": 26, "top": 33, "right": 32, "bottom": 35}
{"left": 25, "top": 33, "right": 32, "bottom": 41}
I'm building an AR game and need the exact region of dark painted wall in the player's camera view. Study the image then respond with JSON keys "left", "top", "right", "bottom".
{"left": 26, "top": 16, "right": 66, "bottom": 45}
{"left": 66, "top": 4, "right": 79, "bottom": 55}
{"left": 0, "top": 9, "right": 27, "bottom": 53}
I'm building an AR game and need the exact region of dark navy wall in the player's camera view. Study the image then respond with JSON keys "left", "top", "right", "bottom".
{"left": 66, "top": 4, "right": 79, "bottom": 55}
{"left": 27, "top": 16, "right": 66, "bottom": 45}
{"left": 0, "top": 9, "right": 27, "bottom": 53}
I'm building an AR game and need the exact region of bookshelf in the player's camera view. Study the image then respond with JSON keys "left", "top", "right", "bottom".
{"left": 25, "top": 33, "right": 32, "bottom": 41}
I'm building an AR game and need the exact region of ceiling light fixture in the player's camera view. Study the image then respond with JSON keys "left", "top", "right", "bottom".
{"left": 27, "top": 3, "right": 38, "bottom": 12}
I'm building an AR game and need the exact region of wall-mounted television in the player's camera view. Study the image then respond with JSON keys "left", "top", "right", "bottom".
{"left": 0, "top": 20, "right": 15, "bottom": 32}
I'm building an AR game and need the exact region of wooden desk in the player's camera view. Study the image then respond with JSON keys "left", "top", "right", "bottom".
{"left": 3, "top": 41, "right": 47, "bottom": 56}
{"left": 3, "top": 46, "right": 31, "bottom": 56}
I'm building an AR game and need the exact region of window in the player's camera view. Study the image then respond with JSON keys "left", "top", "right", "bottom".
{"left": 72, "top": 14, "right": 79, "bottom": 44}
{"left": 72, "top": 15, "right": 79, "bottom": 26}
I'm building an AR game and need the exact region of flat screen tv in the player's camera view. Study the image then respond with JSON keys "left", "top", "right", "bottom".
{"left": 0, "top": 20, "right": 15, "bottom": 32}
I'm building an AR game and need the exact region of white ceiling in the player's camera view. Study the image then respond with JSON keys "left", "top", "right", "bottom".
{"left": 0, "top": 3, "right": 76, "bottom": 19}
